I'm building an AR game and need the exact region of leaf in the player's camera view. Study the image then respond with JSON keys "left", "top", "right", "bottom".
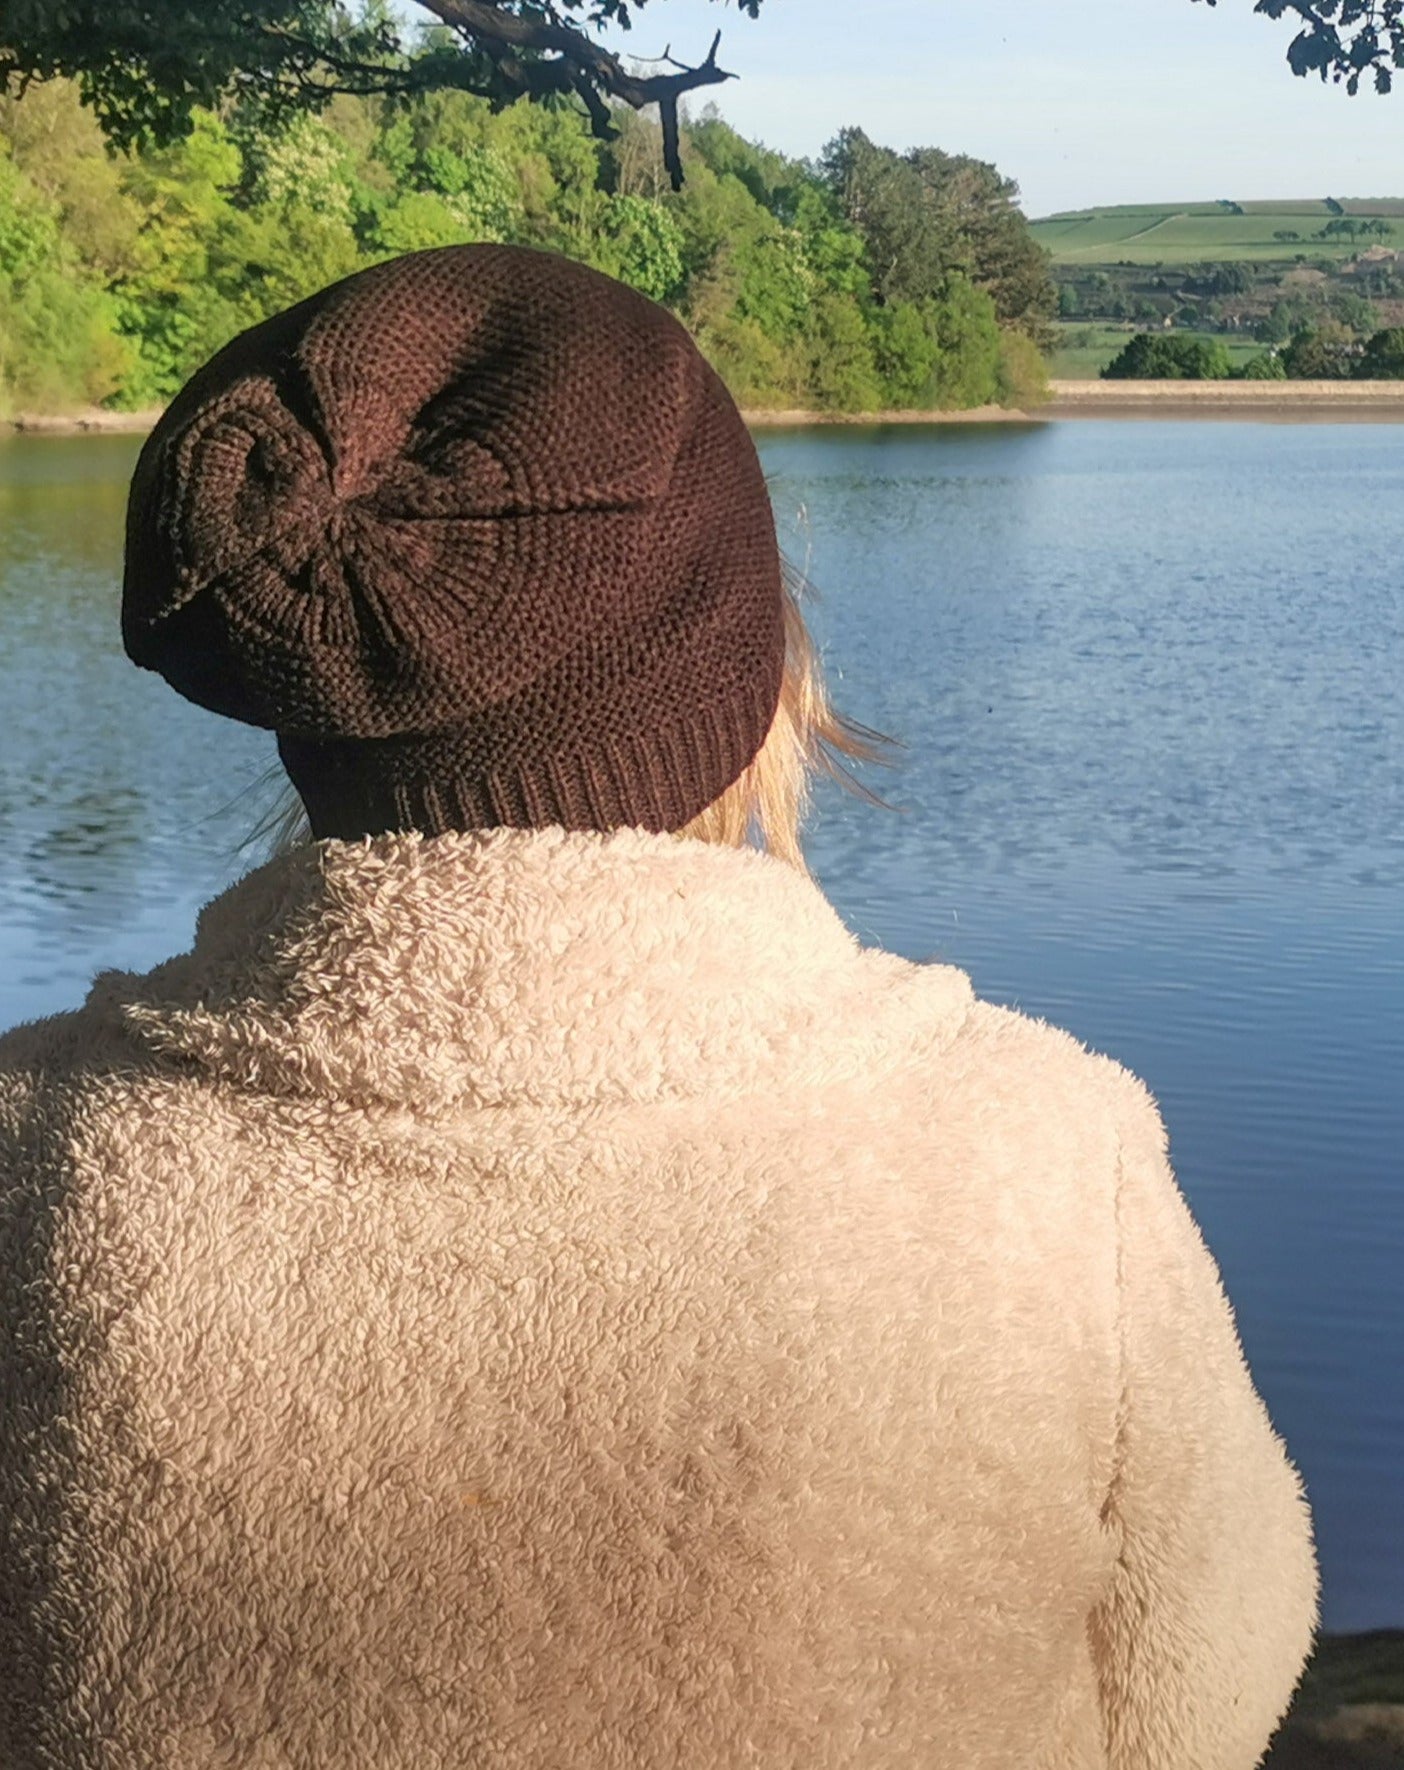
{"left": 1287, "top": 26, "right": 1338, "bottom": 76}
{"left": 1349, "top": 25, "right": 1381, "bottom": 65}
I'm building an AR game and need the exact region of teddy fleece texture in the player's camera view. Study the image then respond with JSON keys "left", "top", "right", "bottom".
{"left": 0, "top": 827, "right": 1317, "bottom": 1769}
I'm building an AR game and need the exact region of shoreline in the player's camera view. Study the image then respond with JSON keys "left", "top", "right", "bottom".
{"left": 746, "top": 381, "right": 1404, "bottom": 425}
{"left": 7, "top": 380, "right": 1404, "bottom": 437}
{"left": 2, "top": 407, "right": 164, "bottom": 436}
{"left": 741, "top": 403, "right": 1038, "bottom": 427}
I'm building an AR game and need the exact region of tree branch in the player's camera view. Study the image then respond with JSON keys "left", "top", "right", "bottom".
{"left": 415, "top": 1, "right": 734, "bottom": 186}
{"left": 259, "top": 25, "right": 426, "bottom": 95}
{"left": 1196, "top": 0, "right": 1402, "bottom": 94}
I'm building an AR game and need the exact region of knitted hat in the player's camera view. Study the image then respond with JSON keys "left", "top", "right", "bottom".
{"left": 122, "top": 244, "right": 784, "bottom": 840}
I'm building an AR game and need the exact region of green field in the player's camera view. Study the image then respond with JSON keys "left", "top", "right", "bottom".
{"left": 1049, "top": 325, "right": 1266, "bottom": 381}
{"left": 1032, "top": 199, "right": 1404, "bottom": 265}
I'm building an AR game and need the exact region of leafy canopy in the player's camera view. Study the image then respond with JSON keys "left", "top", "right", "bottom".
{"left": 0, "top": 76, "right": 1052, "bottom": 417}
{"left": 0, "top": 0, "right": 764, "bottom": 189}
{"left": 820, "top": 128, "right": 1057, "bottom": 347}
{"left": 3, "top": 0, "right": 1402, "bottom": 205}
{"left": 1102, "top": 333, "right": 1233, "bottom": 380}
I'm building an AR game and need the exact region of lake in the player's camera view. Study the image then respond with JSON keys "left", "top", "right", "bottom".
{"left": 1, "top": 420, "right": 1400, "bottom": 1631}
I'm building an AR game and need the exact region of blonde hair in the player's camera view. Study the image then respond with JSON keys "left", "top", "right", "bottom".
{"left": 248, "top": 555, "right": 888, "bottom": 872}
{"left": 675, "top": 555, "right": 888, "bottom": 874}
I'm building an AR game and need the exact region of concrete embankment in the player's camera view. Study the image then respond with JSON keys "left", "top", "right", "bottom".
{"left": 748, "top": 382, "right": 1404, "bottom": 425}
{"left": 1049, "top": 378, "right": 1404, "bottom": 421}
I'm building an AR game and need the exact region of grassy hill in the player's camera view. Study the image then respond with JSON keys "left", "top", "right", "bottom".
{"left": 1034, "top": 198, "right": 1404, "bottom": 378}
{"left": 1032, "top": 199, "right": 1404, "bottom": 265}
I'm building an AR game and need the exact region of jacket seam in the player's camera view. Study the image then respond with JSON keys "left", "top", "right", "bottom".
{"left": 1090, "top": 1137, "right": 1132, "bottom": 1770}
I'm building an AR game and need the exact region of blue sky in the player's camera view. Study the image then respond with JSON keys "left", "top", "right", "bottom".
{"left": 408, "top": 0, "right": 1404, "bottom": 216}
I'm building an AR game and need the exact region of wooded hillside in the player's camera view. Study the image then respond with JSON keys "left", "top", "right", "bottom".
{"left": 0, "top": 83, "right": 1054, "bottom": 417}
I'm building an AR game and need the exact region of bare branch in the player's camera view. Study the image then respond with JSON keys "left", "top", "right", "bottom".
{"left": 418, "top": 0, "right": 622, "bottom": 83}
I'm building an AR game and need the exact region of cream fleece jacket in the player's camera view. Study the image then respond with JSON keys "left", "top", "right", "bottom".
{"left": 0, "top": 827, "right": 1317, "bottom": 1769}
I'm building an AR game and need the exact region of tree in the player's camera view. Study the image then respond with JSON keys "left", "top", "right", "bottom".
{"left": 1235, "top": 349, "right": 1288, "bottom": 379}
{"left": 1354, "top": 326, "right": 1404, "bottom": 377}
{"left": 820, "top": 128, "right": 1055, "bottom": 343}
{"left": 0, "top": 0, "right": 766, "bottom": 192}
{"left": 905, "top": 146, "right": 1057, "bottom": 344}
{"left": 1102, "top": 333, "right": 1232, "bottom": 379}
{"left": 1193, "top": 0, "right": 1404, "bottom": 95}
{"left": 1255, "top": 292, "right": 1322, "bottom": 344}
{"left": 0, "top": 135, "right": 130, "bottom": 408}
{"left": 1329, "top": 289, "right": 1380, "bottom": 335}
{"left": 1279, "top": 318, "right": 1359, "bottom": 377}
{"left": 821, "top": 128, "right": 962, "bottom": 309}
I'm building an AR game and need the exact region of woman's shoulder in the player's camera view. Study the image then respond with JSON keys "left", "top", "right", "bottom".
{"left": 913, "top": 986, "right": 1167, "bottom": 1175}
{"left": 0, "top": 971, "right": 176, "bottom": 1151}
{"left": 0, "top": 1006, "right": 90, "bottom": 1123}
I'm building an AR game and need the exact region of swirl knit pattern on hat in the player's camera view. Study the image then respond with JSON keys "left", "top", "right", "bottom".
{"left": 122, "top": 244, "right": 785, "bottom": 840}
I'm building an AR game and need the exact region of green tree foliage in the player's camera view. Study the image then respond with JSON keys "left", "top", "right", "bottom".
{"left": 0, "top": 0, "right": 764, "bottom": 192}
{"left": 821, "top": 128, "right": 959, "bottom": 309}
{"left": 0, "top": 138, "right": 130, "bottom": 407}
{"left": 1228, "top": 323, "right": 1404, "bottom": 380}
{"left": 1182, "top": 260, "right": 1254, "bottom": 297}
{"left": 819, "top": 128, "right": 1056, "bottom": 346}
{"left": 5, "top": 0, "right": 1391, "bottom": 210}
{"left": 805, "top": 292, "right": 883, "bottom": 412}
{"left": 1234, "top": 350, "right": 1288, "bottom": 380}
{"left": 1101, "top": 332, "right": 1232, "bottom": 379}
{"left": 591, "top": 192, "right": 685, "bottom": 301}
{"left": 1255, "top": 291, "right": 1320, "bottom": 344}
{"left": 996, "top": 328, "right": 1052, "bottom": 407}
{"left": 905, "top": 146, "right": 1059, "bottom": 344}
{"left": 0, "top": 79, "right": 1049, "bottom": 417}
{"left": 1279, "top": 318, "right": 1360, "bottom": 377}
{"left": 926, "top": 275, "right": 1005, "bottom": 407}
{"left": 1315, "top": 215, "right": 1392, "bottom": 244}
{"left": 1330, "top": 289, "right": 1380, "bottom": 334}
{"left": 1355, "top": 325, "right": 1404, "bottom": 377}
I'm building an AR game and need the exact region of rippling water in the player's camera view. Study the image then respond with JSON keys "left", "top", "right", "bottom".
{"left": 2, "top": 422, "right": 1401, "bottom": 1629}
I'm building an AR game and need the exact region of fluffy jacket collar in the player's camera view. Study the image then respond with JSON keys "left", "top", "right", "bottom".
{"left": 89, "top": 827, "right": 973, "bottom": 1112}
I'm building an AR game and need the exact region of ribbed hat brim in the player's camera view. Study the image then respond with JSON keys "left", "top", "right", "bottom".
{"left": 278, "top": 664, "right": 781, "bottom": 839}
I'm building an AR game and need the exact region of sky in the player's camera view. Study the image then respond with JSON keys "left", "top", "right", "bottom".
{"left": 408, "top": 0, "right": 1404, "bottom": 217}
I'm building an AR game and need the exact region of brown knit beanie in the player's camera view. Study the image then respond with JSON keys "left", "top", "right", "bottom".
{"left": 122, "top": 244, "right": 784, "bottom": 840}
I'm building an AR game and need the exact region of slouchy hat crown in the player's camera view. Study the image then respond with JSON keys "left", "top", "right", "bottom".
{"left": 122, "top": 244, "right": 784, "bottom": 839}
